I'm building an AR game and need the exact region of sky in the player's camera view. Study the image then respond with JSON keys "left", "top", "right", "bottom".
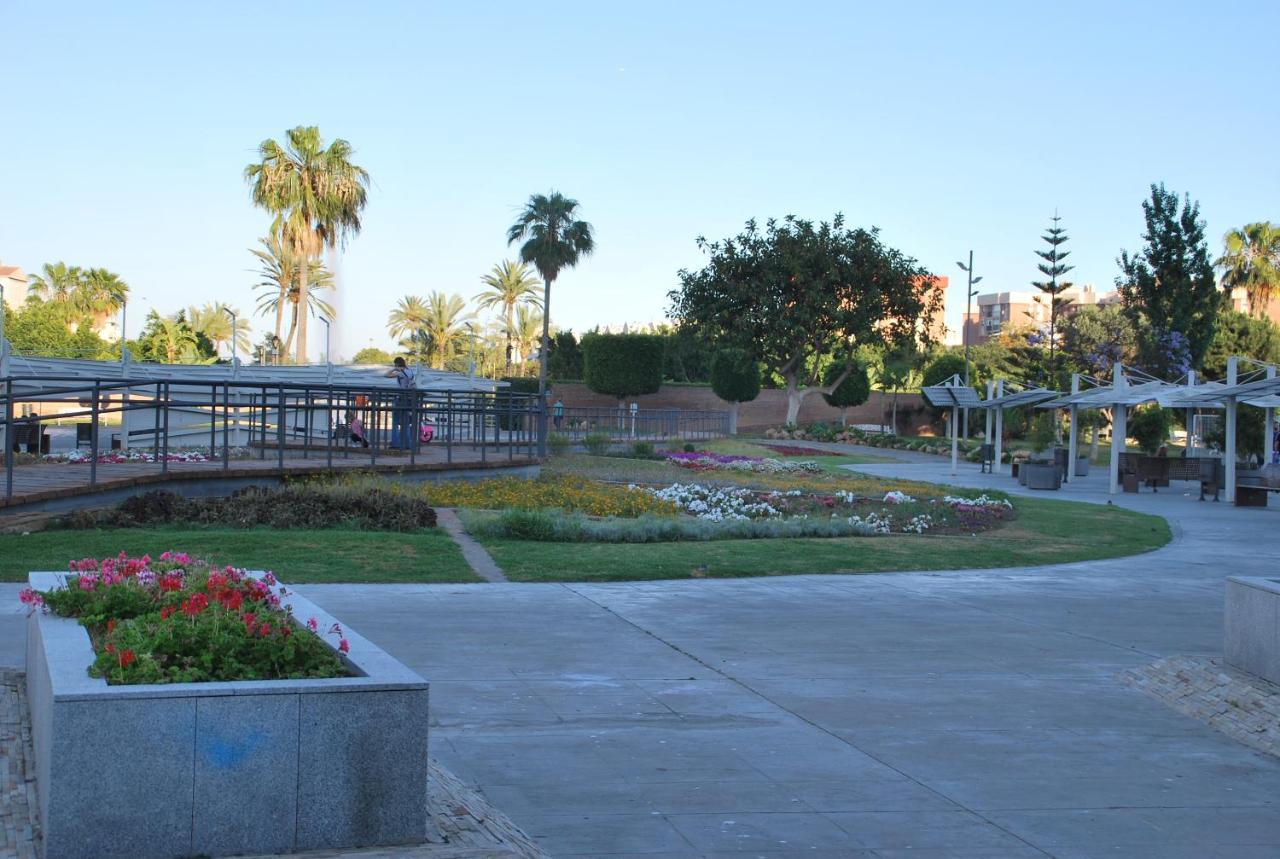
{"left": 3, "top": 1, "right": 1278, "bottom": 361}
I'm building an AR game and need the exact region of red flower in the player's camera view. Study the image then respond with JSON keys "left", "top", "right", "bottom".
{"left": 338, "top": 638, "right": 350, "bottom": 654}
{"left": 106, "top": 619, "right": 116, "bottom": 634}
{"left": 181, "top": 593, "right": 209, "bottom": 616}
{"left": 258, "top": 623, "right": 271, "bottom": 638}
{"left": 105, "top": 642, "right": 115, "bottom": 654}
{"left": 119, "top": 649, "right": 136, "bottom": 668}
{"left": 160, "top": 606, "right": 175, "bottom": 620}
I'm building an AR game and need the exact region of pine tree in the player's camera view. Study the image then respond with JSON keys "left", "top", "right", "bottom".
{"left": 1032, "top": 212, "right": 1074, "bottom": 384}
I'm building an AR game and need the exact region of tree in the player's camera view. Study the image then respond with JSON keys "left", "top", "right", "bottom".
{"left": 822, "top": 359, "right": 870, "bottom": 426}
{"left": 1059, "top": 305, "right": 1139, "bottom": 379}
{"left": 352, "top": 346, "right": 394, "bottom": 364}
{"left": 402, "top": 292, "right": 472, "bottom": 370}
{"left": 386, "top": 296, "right": 430, "bottom": 341}
{"left": 878, "top": 342, "right": 921, "bottom": 434}
{"left": 251, "top": 234, "right": 333, "bottom": 354}
{"left": 508, "top": 304, "right": 544, "bottom": 374}
{"left": 1218, "top": 222, "right": 1280, "bottom": 318}
{"left": 245, "top": 126, "right": 369, "bottom": 364}
{"left": 1031, "top": 213, "right": 1074, "bottom": 379}
{"left": 710, "top": 347, "right": 761, "bottom": 435}
{"left": 136, "top": 311, "right": 214, "bottom": 364}
{"left": 6, "top": 300, "right": 75, "bottom": 356}
{"left": 670, "top": 214, "right": 938, "bottom": 425}
{"left": 1202, "top": 307, "right": 1280, "bottom": 381}
{"left": 1128, "top": 405, "right": 1172, "bottom": 454}
{"left": 547, "top": 331, "right": 584, "bottom": 380}
{"left": 187, "top": 302, "right": 250, "bottom": 358}
{"left": 581, "top": 333, "right": 664, "bottom": 407}
{"left": 1116, "top": 183, "right": 1220, "bottom": 375}
{"left": 476, "top": 260, "right": 542, "bottom": 372}
{"left": 27, "top": 262, "right": 82, "bottom": 303}
{"left": 507, "top": 191, "right": 596, "bottom": 416}
{"left": 922, "top": 352, "right": 968, "bottom": 389}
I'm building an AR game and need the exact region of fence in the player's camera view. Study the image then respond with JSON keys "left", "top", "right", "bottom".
{"left": 551, "top": 406, "right": 730, "bottom": 442}
{"left": 1, "top": 374, "right": 543, "bottom": 501}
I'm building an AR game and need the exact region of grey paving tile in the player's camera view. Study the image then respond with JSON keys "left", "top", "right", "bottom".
{"left": 665, "top": 811, "right": 855, "bottom": 851}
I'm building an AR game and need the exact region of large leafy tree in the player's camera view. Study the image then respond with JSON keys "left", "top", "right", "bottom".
{"left": 670, "top": 214, "right": 938, "bottom": 425}
{"left": 245, "top": 126, "right": 369, "bottom": 364}
{"left": 507, "top": 192, "right": 595, "bottom": 403}
{"left": 547, "top": 331, "right": 584, "bottom": 380}
{"left": 476, "top": 260, "right": 542, "bottom": 372}
{"left": 1116, "top": 183, "right": 1220, "bottom": 375}
{"left": 1031, "top": 213, "right": 1073, "bottom": 378}
{"left": 1218, "top": 222, "right": 1280, "bottom": 318}
{"left": 710, "top": 347, "right": 762, "bottom": 434}
{"left": 137, "top": 311, "right": 215, "bottom": 364}
{"left": 821, "top": 358, "right": 870, "bottom": 427}
{"left": 1201, "top": 306, "right": 1280, "bottom": 381}
{"left": 26, "top": 262, "right": 128, "bottom": 333}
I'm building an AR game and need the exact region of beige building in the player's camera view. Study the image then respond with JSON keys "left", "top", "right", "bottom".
{"left": 1226, "top": 286, "right": 1280, "bottom": 326}
{"left": 0, "top": 262, "right": 29, "bottom": 310}
{"left": 963, "top": 284, "right": 1117, "bottom": 345}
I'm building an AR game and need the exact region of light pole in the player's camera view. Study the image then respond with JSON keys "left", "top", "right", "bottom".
{"left": 955, "top": 252, "right": 983, "bottom": 437}
{"left": 320, "top": 316, "right": 332, "bottom": 376}
{"left": 464, "top": 322, "right": 478, "bottom": 378}
{"left": 120, "top": 301, "right": 129, "bottom": 365}
{"left": 222, "top": 307, "right": 238, "bottom": 368}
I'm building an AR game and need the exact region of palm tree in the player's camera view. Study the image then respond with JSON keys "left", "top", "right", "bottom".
{"left": 251, "top": 236, "right": 334, "bottom": 361}
{"left": 506, "top": 192, "right": 595, "bottom": 403}
{"left": 79, "top": 268, "right": 129, "bottom": 332}
{"left": 476, "top": 260, "right": 542, "bottom": 371}
{"left": 188, "top": 302, "right": 251, "bottom": 358}
{"left": 28, "top": 262, "right": 83, "bottom": 303}
{"left": 1219, "top": 222, "right": 1280, "bottom": 317}
{"left": 508, "top": 304, "right": 544, "bottom": 374}
{"left": 411, "top": 292, "right": 472, "bottom": 369}
{"left": 147, "top": 313, "right": 199, "bottom": 364}
{"left": 386, "top": 295, "right": 430, "bottom": 340}
{"left": 245, "top": 126, "right": 369, "bottom": 364}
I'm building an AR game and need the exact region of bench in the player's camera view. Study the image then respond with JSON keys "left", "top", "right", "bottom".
{"left": 10, "top": 421, "right": 49, "bottom": 454}
{"left": 1236, "top": 469, "right": 1280, "bottom": 507}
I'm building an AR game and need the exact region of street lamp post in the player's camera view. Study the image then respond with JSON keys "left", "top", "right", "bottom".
{"left": 320, "top": 316, "right": 332, "bottom": 382}
{"left": 955, "top": 252, "right": 983, "bottom": 438}
{"left": 222, "top": 307, "right": 238, "bottom": 370}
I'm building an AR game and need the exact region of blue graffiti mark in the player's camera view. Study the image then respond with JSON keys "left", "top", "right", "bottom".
{"left": 200, "top": 729, "right": 267, "bottom": 769}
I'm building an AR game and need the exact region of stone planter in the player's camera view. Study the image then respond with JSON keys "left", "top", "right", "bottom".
{"left": 26, "top": 572, "right": 430, "bottom": 859}
{"left": 1075, "top": 456, "right": 1090, "bottom": 477}
{"left": 1023, "top": 462, "right": 1061, "bottom": 490}
{"left": 1016, "top": 463, "right": 1028, "bottom": 485}
{"left": 1225, "top": 576, "right": 1280, "bottom": 685}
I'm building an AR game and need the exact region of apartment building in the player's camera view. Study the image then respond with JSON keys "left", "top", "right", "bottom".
{"left": 0, "top": 262, "right": 29, "bottom": 310}
{"left": 962, "top": 284, "right": 1113, "bottom": 345}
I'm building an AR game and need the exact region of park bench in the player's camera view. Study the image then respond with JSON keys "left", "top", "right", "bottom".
{"left": 1236, "top": 468, "right": 1280, "bottom": 507}
{"left": 9, "top": 420, "right": 50, "bottom": 454}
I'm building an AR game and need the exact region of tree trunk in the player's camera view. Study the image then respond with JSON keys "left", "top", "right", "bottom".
{"left": 729, "top": 401, "right": 739, "bottom": 435}
{"left": 784, "top": 379, "right": 805, "bottom": 427}
{"left": 283, "top": 305, "right": 298, "bottom": 363}
{"left": 891, "top": 388, "right": 900, "bottom": 433}
{"left": 296, "top": 258, "right": 309, "bottom": 365}
{"left": 841, "top": 406, "right": 848, "bottom": 427}
{"left": 537, "top": 276, "right": 553, "bottom": 454}
{"left": 274, "top": 287, "right": 285, "bottom": 348}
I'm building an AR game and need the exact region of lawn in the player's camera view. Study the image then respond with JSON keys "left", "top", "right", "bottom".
{"left": 0, "top": 527, "right": 480, "bottom": 584}
{"left": 477, "top": 495, "right": 1171, "bottom": 582}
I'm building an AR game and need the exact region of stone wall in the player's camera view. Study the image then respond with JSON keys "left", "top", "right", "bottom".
{"left": 547, "top": 381, "right": 934, "bottom": 433}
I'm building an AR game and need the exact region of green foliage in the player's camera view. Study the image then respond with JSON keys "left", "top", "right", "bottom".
{"left": 1201, "top": 307, "right": 1280, "bottom": 381}
{"left": 1058, "top": 304, "right": 1138, "bottom": 378}
{"left": 582, "top": 433, "right": 612, "bottom": 455}
{"left": 6, "top": 300, "right": 109, "bottom": 359}
{"left": 68, "top": 485, "right": 437, "bottom": 532}
{"left": 710, "top": 348, "right": 762, "bottom": 404}
{"left": 1218, "top": 222, "right": 1280, "bottom": 318}
{"left": 630, "top": 440, "right": 655, "bottom": 458}
{"left": 136, "top": 310, "right": 217, "bottom": 364}
{"left": 351, "top": 346, "right": 394, "bottom": 364}
{"left": 821, "top": 361, "right": 871, "bottom": 410}
{"left": 1127, "top": 405, "right": 1172, "bottom": 454}
{"left": 581, "top": 333, "right": 664, "bottom": 400}
{"left": 1028, "top": 412, "right": 1058, "bottom": 455}
{"left": 669, "top": 214, "right": 939, "bottom": 401}
{"left": 548, "top": 330, "right": 584, "bottom": 379}
{"left": 660, "top": 325, "right": 716, "bottom": 382}
{"left": 922, "top": 352, "right": 968, "bottom": 388}
{"left": 1031, "top": 214, "right": 1075, "bottom": 375}
{"left": 546, "top": 433, "right": 571, "bottom": 456}
{"left": 1116, "top": 183, "right": 1221, "bottom": 373}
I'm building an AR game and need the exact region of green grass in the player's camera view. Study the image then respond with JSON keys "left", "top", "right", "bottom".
{"left": 477, "top": 496, "right": 1171, "bottom": 582}
{"left": 708, "top": 437, "right": 890, "bottom": 470}
{"left": 0, "top": 527, "right": 480, "bottom": 584}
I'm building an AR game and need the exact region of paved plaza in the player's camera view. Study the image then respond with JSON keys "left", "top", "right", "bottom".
{"left": 3, "top": 459, "right": 1279, "bottom": 856}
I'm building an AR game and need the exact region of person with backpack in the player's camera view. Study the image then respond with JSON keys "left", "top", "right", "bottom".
{"left": 385, "top": 357, "right": 417, "bottom": 449}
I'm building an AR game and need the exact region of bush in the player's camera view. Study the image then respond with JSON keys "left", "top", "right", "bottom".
{"left": 709, "top": 348, "right": 761, "bottom": 404}
{"left": 74, "top": 485, "right": 438, "bottom": 532}
{"left": 581, "top": 333, "right": 664, "bottom": 401}
{"left": 683, "top": 442, "right": 697, "bottom": 453}
{"left": 1128, "top": 405, "right": 1172, "bottom": 454}
{"left": 546, "top": 433, "right": 571, "bottom": 456}
{"left": 1028, "top": 413, "right": 1058, "bottom": 456}
{"left": 630, "top": 440, "right": 655, "bottom": 458}
{"left": 822, "top": 360, "right": 871, "bottom": 412}
{"left": 582, "top": 433, "right": 612, "bottom": 456}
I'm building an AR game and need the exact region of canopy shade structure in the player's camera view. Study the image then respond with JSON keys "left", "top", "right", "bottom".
{"left": 922, "top": 384, "right": 982, "bottom": 409}
{"left": 981, "top": 388, "right": 1059, "bottom": 410}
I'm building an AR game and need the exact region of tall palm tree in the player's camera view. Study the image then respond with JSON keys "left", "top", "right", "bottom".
{"left": 508, "top": 304, "right": 544, "bottom": 374}
{"left": 251, "top": 236, "right": 334, "bottom": 361}
{"left": 245, "top": 126, "right": 369, "bottom": 364}
{"left": 386, "top": 295, "right": 430, "bottom": 340}
{"left": 476, "top": 260, "right": 542, "bottom": 371}
{"left": 411, "top": 292, "right": 472, "bottom": 370}
{"left": 506, "top": 192, "right": 595, "bottom": 404}
{"left": 27, "top": 262, "right": 83, "bottom": 303}
{"left": 1219, "top": 222, "right": 1280, "bottom": 317}
{"left": 188, "top": 302, "right": 251, "bottom": 358}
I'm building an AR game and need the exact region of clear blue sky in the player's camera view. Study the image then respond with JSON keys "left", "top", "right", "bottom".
{"left": 4, "top": 1, "right": 1277, "bottom": 360}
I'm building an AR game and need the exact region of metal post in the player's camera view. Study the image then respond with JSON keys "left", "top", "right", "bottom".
{"left": 1185, "top": 370, "right": 1197, "bottom": 453}
{"left": 409, "top": 390, "right": 418, "bottom": 466}
{"left": 277, "top": 386, "right": 285, "bottom": 470}
{"left": 446, "top": 391, "right": 453, "bottom": 465}
{"left": 1225, "top": 357, "right": 1238, "bottom": 504}
{"left": 1108, "top": 364, "right": 1126, "bottom": 495}
{"left": 984, "top": 381, "right": 994, "bottom": 443}
{"left": 161, "top": 382, "right": 170, "bottom": 476}
{"left": 1265, "top": 365, "right": 1276, "bottom": 465}
{"left": 4, "top": 379, "right": 12, "bottom": 501}
{"left": 1067, "top": 373, "right": 1080, "bottom": 482}
{"left": 327, "top": 385, "right": 334, "bottom": 471}
{"left": 222, "top": 382, "right": 230, "bottom": 471}
{"left": 210, "top": 384, "right": 217, "bottom": 454}
{"left": 993, "top": 379, "right": 1005, "bottom": 475}
{"left": 949, "top": 404, "right": 959, "bottom": 476}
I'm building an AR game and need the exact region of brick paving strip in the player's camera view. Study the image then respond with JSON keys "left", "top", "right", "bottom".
{"left": 435, "top": 508, "right": 508, "bottom": 583}
{"left": 0, "top": 670, "right": 546, "bottom": 859}
{"left": 1122, "top": 655, "right": 1280, "bottom": 757}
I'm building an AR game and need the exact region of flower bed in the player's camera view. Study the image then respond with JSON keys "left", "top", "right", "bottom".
{"left": 43, "top": 446, "right": 254, "bottom": 464}
{"left": 661, "top": 450, "right": 823, "bottom": 475}
{"left": 418, "top": 474, "right": 676, "bottom": 517}
{"left": 25, "top": 552, "right": 348, "bottom": 685}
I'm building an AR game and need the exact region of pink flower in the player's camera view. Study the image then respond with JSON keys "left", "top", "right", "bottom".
{"left": 18, "top": 588, "right": 43, "bottom": 608}
{"left": 338, "top": 639, "right": 350, "bottom": 654}
{"left": 262, "top": 572, "right": 277, "bottom": 586}
{"left": 306, "top": 617, "right": 318, "bottom": 632}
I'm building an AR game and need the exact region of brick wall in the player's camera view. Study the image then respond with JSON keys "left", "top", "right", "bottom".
{"left": 547, "top": 381, "right": 934, "bottom": 433}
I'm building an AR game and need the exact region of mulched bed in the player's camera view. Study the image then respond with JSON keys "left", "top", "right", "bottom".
{"left": 760, "top": 444, "right": 842, "bottom": 457}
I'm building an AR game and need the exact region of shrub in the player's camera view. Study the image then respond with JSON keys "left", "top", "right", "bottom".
{"left": 582, "top": 433, "right": 612, "bottom": 456}
{"left": 1028, "top": 413, "right": 1058, "bottom": 456}
{"left": 683, "top": 442, "right": 697, "bottom": 453}
{"left": 631, "top": 440, "right": 655, "bottom": 458}
{"left": 1128, "top": 405, "right": 1172, "bottom": 454}
{"left": 581, "top": 332, "right": 664, "bottom": 402}
{"left": 821, "top": 360, "right": 871, "bottom": 417}
{"left": 546, "top": 433, "right": 571, "bottom": 456}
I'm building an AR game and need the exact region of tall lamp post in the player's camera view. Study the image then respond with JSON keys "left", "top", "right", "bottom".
{"left": 222, "top": 307, "right": 238, "bottom": 369}
{"left": 955, "top": 252, "right": 983, "bottom": 437}
{"left": 319, "top": 316, "right": 333, "bottom": 382}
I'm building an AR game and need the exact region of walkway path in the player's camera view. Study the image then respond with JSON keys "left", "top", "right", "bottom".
{"left": 1, "top": 457, "right": 1277, "bottom": 856}
{"left": 436, "top": 508, "right": 508, "bottom": 583}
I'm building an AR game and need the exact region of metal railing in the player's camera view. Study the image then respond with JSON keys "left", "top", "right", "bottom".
{"left": 551, "top": 406, "right": 730, "bottom": 442}
{"left": 1, "top": 374, "right": 543, "bottom": 501}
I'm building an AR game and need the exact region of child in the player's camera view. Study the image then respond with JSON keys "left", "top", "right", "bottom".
{"left": 347, "top": 411, "right": 370, "bottom": 448}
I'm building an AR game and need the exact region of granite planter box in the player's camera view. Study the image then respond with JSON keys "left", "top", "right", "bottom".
{"left": 25, "top": 571, "right": 430, "bottom": 859}
{"left": 1023, "top": 462, "right": 1061, "bottom": 490}
{"left": 1225, "top": 576, "right": 1280, "bottom": 685}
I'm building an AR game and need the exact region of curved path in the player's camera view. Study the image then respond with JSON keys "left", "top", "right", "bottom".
{"left": 2, "top": 457, "right": 1278, "bottom": 856}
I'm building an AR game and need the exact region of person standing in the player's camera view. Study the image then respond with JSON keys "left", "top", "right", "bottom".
{"left": 552, "top": 397, "right": 565, "bottom": 431}
{"left": 385, "top": 357, "right": 417, "bottom": 449}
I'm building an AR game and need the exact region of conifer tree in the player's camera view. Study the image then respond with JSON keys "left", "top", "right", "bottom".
{"left": 1032, "top": 212, "right": 1074, "bottom": 383}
